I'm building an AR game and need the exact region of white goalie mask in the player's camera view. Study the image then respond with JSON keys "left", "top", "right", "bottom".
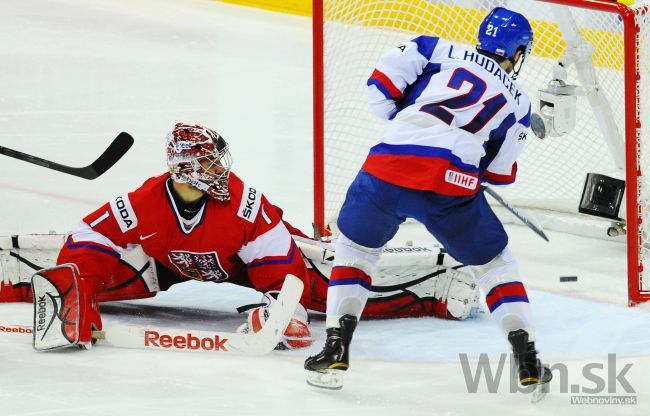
{"left": 166, "top": 123, "right": 233, "bottom": 201}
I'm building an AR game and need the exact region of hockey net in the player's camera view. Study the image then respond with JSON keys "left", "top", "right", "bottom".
{"left": 313, "top": 0, "right": 650, "bottom": 305}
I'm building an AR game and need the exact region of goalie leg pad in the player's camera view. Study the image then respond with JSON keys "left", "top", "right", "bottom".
{"left": 32, "top": 264, "right": 102, "bottom": 351}
{"left": 0, "top": 281, "right": 33, "bottom": 303}
{"left": 432, "top": 267, "right": 482, "bottom": 320}
{"left": 97, "top": 256, "right": 158, "bottom": 303}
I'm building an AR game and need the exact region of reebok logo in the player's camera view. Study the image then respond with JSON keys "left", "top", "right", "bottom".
{"left": 35, "top": 295, "right": 48, "bottom": 332}
{"left": 110, "top": 194, "right": 138, "bottom": 233}
{"left": 237, "top": 185, "right": 261, "bottom": 223}
{"left": 0, "top": 325, "right": 32, "bottom": 334}
{"left": 383, "top": 246, "right": 432, "bottom": 253}
{"left": 175, "top": 141, "right": 195, "bottom": 150}
{"left": 144, "top": 330, "right": 229, "bottom": 351}
{"left": 445, "top": 170, "right": 478, "bottom": 190}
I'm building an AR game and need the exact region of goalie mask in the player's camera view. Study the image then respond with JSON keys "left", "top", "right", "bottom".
{"left": 166, "top": 123, "right": 233, "bottom": 201}
{"left": 477, "top": 7, "right": 533, "bottom": 79}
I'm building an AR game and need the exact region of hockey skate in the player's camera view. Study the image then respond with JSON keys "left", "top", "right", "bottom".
{"left": 508, "top": 329, "right": 552, "bottom": 403}
{"left": 304, "top": 315, "right": 357, "bottom": 390}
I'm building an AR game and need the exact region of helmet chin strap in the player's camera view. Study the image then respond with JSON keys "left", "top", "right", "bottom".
{"left": 510, "top": 56, "right": 525, "bottom": 80}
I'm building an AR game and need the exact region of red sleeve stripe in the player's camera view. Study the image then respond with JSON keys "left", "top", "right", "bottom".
{"left": 485, "top": 281, "right": 529, "bottom": 312}
{"left": 368, "top": 69, "right": 404, "bottom": 100}
{"left": 483, "top": 162, "right": 517, "bottom": 185}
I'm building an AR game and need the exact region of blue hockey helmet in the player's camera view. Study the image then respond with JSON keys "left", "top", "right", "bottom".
{"left": 477, "top": 7, "right": 533, "bottom": 62}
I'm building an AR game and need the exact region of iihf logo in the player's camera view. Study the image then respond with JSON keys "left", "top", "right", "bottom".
{"left": 445, "top": 170, "right": 478, "bottom": 190}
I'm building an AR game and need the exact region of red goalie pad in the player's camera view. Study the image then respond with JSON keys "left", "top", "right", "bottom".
{"left": 0, "top": 281, "right": 32, "bottom": 303}
{"left": 0, "top": 258, "right": 157, "bottom": 305}
{"left": 32, "top": 264, "right": 102, "bottom": 350}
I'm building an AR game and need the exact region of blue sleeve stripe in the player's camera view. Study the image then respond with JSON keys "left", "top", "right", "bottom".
{"left": 369, "top": 143, "right": 479, "bottom": 173}
{"left": 479, "top": 113, "right": 516, "bottom": 172}
{"left": 518, "top": 104, "right": 531, "bottom": 128}
{"left": 489, "top": 113, "right": 517, "bottom": 142}
{"left": 367, "top": 78, "right": 395, "bottom": 100}
{"left": 412, "top": 36, "right": 439, "bottom": 61}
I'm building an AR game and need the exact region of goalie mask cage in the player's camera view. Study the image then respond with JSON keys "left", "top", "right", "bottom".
{"left": 312, "top": 0, "right": 650, "bottom": 306}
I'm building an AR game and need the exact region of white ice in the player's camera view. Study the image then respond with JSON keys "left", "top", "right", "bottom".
{"left": 0, "top": 1, "right": 648, "bottom": 415}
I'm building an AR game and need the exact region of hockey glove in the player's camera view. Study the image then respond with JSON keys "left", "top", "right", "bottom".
{"left": 237, "top": 291, "right": 312, "bottom": 349}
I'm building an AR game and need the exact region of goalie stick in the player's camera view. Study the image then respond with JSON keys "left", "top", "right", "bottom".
{"left": 0, "top": 132, "right": 134, "bottom": 180}
{"left": 483, "top": 186, "right": 549, "bottom": 242}
{"left": 91, "top": 274, "right": 304, "bottom": 355}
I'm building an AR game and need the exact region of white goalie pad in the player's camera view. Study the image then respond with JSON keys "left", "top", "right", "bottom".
{"left": 295, "top": 237, "right": 482, "bottom": 319}
{"left": 0, "top": 234, "right": 66, "bottom": 287}
{"left": 32, "top": 263, "right": 81, "bottom": 351}
{"left": 0, "top": 234, "right": 159, "bottom": 300}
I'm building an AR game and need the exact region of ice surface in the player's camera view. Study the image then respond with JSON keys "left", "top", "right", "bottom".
{"left": 0, "top": 1, "right": 648, "bottom": 415}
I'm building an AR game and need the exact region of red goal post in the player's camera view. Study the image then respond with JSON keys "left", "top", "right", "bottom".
{"left": 312, "top": 0, "right": 649, "bottom": 305}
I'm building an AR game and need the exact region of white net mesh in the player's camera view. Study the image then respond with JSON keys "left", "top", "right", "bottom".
{"left": 319, "top": 0, "right": 649, "bottom": 302}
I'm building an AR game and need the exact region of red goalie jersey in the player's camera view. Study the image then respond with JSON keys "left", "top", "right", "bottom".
{"left": 58, "top": 172, "right": 311, "bottom": 305}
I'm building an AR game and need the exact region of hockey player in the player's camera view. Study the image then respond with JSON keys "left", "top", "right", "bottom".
{"left": 28, "top": 123, "right": 480, "bottom": 352}
{"left": 32, "top": 123, "right": 313, "bottom": 351}
{"left": 305, "top": 7, "right": 552, "bottom": 391}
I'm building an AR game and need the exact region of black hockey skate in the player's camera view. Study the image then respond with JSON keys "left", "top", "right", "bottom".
{"left": 508, "top": 329, "right": 552, "bottom": 402}
{"left": 305, "top": 315, "right": 357, "bottom": 390}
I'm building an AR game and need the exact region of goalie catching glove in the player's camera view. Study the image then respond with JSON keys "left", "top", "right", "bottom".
{"left": 237, "top": 291, "right": 312, "bottom": 350}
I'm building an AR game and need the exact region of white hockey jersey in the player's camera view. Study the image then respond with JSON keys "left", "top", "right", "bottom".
{"left": 363, "top": 36, "right": 531, "bottom": 196}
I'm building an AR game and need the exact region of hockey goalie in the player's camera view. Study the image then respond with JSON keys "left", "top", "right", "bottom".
{"left": 0, "top": 123, "right": 482, "bottom": 351}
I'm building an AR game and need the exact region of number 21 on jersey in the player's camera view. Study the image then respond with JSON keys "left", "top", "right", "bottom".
{"left": 420, "top": 67, "right": 507, "bottom": 134}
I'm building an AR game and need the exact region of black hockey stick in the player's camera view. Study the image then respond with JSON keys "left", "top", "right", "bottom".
{"left": 0, "top": 132, "right": 134, "bottom": 180}
{"left": 483, "top": 186, "right": 550, "bottom": 242}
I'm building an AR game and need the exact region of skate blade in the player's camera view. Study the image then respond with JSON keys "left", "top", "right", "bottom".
{"left": 530, "top": 381, "right": 550, "bottom": 403}
{"left": 306, "top": 369, "right": 345, "bottom": 390}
